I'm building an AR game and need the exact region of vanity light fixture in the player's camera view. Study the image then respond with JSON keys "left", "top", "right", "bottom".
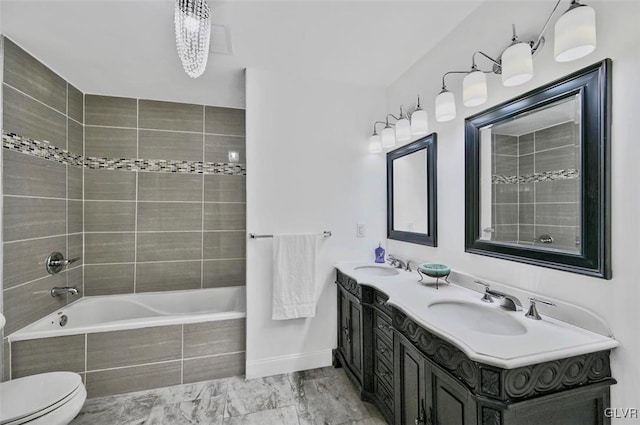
{"left": 410, "top": 96, "right": 429, "bottom": 136}
{"left": 395, "top": 107, "right": 412, "bottom": 143}
{"left": 368, "top": 122, "right": 385, "bottom": 154}
{"left": 554, "top": 0, "right": 597, "bottom": 62}
{"left": 174, "top": 0, "right": 212, "bottom": 78}
{"left": 381, "top": 118, "right": 396, "bottom": 148}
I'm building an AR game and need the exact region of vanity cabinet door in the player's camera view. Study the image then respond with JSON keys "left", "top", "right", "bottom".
{"left": 338, "top": 288, "right": 351, "bottom": 363}
{"left": 430, "top": 365, "right": 477, "bottom": 425}
{"left": 395, "top": 337, "right": 428, "bottom": 425}
{"left": 336, "top": 286, "right": 363, "bottom": 381}
{"left": 350, "top": 300, "right": 363, "bottom": 378}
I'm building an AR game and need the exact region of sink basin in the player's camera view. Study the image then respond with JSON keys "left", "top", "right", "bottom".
{"left": 353, "top": 266, "right": 400, "bottom": 277}
{"left": 428, "top": 301, "right": 527, "bottom": 336}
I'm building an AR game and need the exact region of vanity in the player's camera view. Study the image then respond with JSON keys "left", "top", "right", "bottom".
{"left": 333, "top": 262, "right": 618, "bottom": 425}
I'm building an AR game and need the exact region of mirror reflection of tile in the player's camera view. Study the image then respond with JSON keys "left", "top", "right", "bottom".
{"left": 491, "top": 120, "right": 581, "bottom": 252}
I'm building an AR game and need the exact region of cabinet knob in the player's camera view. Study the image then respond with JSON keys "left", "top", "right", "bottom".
{"left": 378, "top": 348, "right": 387, "bottom": 355}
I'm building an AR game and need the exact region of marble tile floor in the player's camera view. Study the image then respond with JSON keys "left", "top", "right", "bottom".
{"left": 70, "top": 367, "right": 388, "bottom": 425}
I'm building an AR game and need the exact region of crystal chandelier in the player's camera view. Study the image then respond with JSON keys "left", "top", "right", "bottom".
{"left": 174, "top": 0, "right": 212, "bottom": 78}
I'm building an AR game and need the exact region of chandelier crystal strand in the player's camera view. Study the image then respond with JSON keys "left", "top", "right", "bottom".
{"left": 175, "top": 0, "right": 212, "bottom": 78}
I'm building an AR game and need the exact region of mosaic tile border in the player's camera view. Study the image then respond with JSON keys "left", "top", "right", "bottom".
{"left": 493, "top": 169, "right": 579, "bottom": 184}
{"left": 2, "top": 132, "right": 246, "bottom": 175}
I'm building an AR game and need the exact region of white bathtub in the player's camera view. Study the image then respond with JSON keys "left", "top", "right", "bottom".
{"left": 9, "top": 286, "right": 246, "bottom": 342}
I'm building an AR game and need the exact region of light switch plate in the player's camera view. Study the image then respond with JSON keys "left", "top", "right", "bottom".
{"left": 356, "top": 224, "right": 366, "bottom": 238}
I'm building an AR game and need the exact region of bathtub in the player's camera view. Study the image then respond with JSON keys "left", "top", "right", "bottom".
{"left": 9, "top": 286, "right": 246, "bottom": 342}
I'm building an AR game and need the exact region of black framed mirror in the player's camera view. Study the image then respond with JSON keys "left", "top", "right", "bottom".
{"left": 387, "top": 134, "right": 437, "bottom": 246}
{"left": 465, "top": 60, "right": 611, "bottom": 279}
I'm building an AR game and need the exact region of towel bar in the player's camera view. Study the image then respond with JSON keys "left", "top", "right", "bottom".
{"left": 249, "top": 231, "right": 332, "bottom": 239}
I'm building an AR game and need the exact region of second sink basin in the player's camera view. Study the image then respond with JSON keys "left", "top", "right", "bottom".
{"left": 354, "top": 266, "right": 400, "bottom": 277}
{"left": 428, "top": 300, "right": 527, "bottom": 336}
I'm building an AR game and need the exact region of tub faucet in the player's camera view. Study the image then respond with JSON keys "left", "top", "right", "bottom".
{"left": 50, "top": 286, "right": 79, "bottom": 297}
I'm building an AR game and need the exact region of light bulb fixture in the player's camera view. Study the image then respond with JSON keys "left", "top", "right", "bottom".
{"left": 501, "top": 26, "right": 534, "bottom": 87}
{"left": 435, "top": 89, "right": 456, "bottom": 122}
{"left": 410, "top": 96, "right": 429, "bottom": 136}
{"left": 381, "top": 119, "right": 396, "bottom": 148}
{"left": 554, "top": 0, "right": 596, "bottom": 62}
{"left": 463, "top": 68, "right": 488, "bottom": 107}
{"left": 368, "top": 122, "right": 385, "bottom": 154}
{"left": 395, "top": 107, "right": 412, "bottom": 142}
{"left": 174, "top": 0, "right": 212, "bottom": 78}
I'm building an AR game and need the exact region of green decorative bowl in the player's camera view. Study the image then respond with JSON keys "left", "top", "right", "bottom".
{"left": 417, "top": 263, "right": 451, "bottom": 278}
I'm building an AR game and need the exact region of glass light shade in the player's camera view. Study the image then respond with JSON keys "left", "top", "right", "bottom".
{"left": 463, "top": 71, "right": 488, "bottom": 107}
{"left": 368, "top": 134, "right": 382, "bottom": 154}
{"left": 381, "top": 126, "right": 396, "bottom": 148}
{"left": 501, "top": 42, "right": 533, "bottom": 87}
{"left": 435, "top": 91, "right": 456, "bottom": 122}
{"left": 395, "top": 118, "right": 412, "bottom": 142}
{"left": 410, "top": 109, "right": 429, "bottom": 136}
{"left": 554, "top": 4, "right": 596, "bottom": 62}
{"left": 175, "top": 0, "right": 211, "bottom": 78}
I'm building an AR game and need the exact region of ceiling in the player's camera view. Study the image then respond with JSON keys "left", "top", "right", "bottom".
{"left": 0, "top": 0, "right": 484, "bottom": 108}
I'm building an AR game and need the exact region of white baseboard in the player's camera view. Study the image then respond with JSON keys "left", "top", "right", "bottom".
{"left": 245, "top": 349, "right": 333, "bottom": 380}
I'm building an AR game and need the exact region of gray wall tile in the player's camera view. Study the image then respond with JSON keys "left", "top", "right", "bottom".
{"left": 68, "top": 83, "right": 84, "bottom": 123}
{"left": 2, "top": 273, "right": 67, "bottom": 334}
{"left": 85, "top": 232, "right": 136, "bottom": 264}
{"left": 536, "top": 203, "right": 580, "bottom": 226}
{"left": 535, "top": 121, "right": 576, "bottom": 152}
{"left": 494, "top": 204, "right": 518, "bottom": 226}
{"left": 136, "top": 232, "right": 202, "bottom": 262}
{"left": 519, "top": 133, "right": 534, "bottom": 155}
{"left": 68, "top": 118, "right": 84, "bottom": 155}
{"left": 3, "top": 84, "right": 67, "bottom": 149}
{"left": 3, "top": 150, "right": 66, "bottom": 198}
{"left": 138, "top": 173, "right": 202, "bottom": 202}
{"left": 3, "top": 196, "right": 66, "bottom": 241}
{"left": 205, "top": 106, "right": 245, "bottom": 136}
{"left": 87, "top": 326, "right": 182, "bottom": 370}
{"left": 85, "top": 201, "right": 136, "bottom": 232}
{"left": 204, "top": 135, "right": 245, "bottom": 163}
{"left": 518, "top": 204, "right": 534, "bottom": 225}
{"left": 204, "top": 203, "right": 245, "bottom": 231}
{"left": 494, "top": 184, "right": 517, "bottom": 204}
{"left": 3, "top": 235, "right": 66, "bottom": 289}
{"left": 3, "top": 38, "right": 67, "bottom": 113}
{"left": 494, "top": 154, "right": 517, "bottom": 176}
{"left": 139, "top": 100, "right": 203, "bottom": 132}
{"left": 85, "top": 126, "right": 137, "bottom": 158}
{"left": 135, "top": 261, "right": 202, "bottom": 292}
{"left": 203, "top": 232, "right": 245, "bottom": 260}
{"left": 66, "top": 266, "right": 84, "bottom": 297}
{"left": 85, "top": 94, "right": 137, "bottom": 127}
{"left": 493, "top": 224, "right": 518, "bottom": 243}
{"left": 203, "top": 259, "right": 246, "bottom": 288}
{"left": 68, "top": 165, "right": 83, "bottom": 200}
{"left": 534, "top": 145, "right": 576, "bottom": 173}
{"left": 204, "top": 175, "right": 245, "bottom": 203}
{"left": 519, "top": 182, "right": 534, "bottom": 203}
{"left": 84, "top": 264, "right": 135, "bottom": 296}
{"left": 85, "top": 169, "right": 136, "bottom": 200}
{"left": 183, "top": 353, "right": 245, "bottom": 383}
{"left": 536, "top": 180, "right": 579, "bottom": 203}
{"left": 11, "top": 335, "right": 85, "bottom": 378}
{"left": 86, "top": 361, "right": 182, "bottom": 398}
{"left": 68, "top": 200, "right": 84, "bottom": 234}
{"left": 518, "top": 154, "right": 534, "bottom": 176}
{"left": 137, "top": 202, "right": 202, "bottom": 232}
{"left": 492, "top": 134, "right": 517, "bottom": 156}
{"left": 518, "top": 224, "right": 535, "bottom": 244}
{"left": 138, "top": 130, "right": 203, "bottom": 161}
{"left": 68, "top": 233, "right": 83, "bottom": 267}
{"left": 184, "top": 319, "right": 245, "bottom": 358}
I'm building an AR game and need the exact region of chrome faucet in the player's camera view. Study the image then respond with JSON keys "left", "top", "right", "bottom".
{"left": 525, "top": 297, "right": 556, "bottom": 320}
{"left": 474, "top": 281, "right": 523, "bottom": 311}
{"left": 50, "top": 286, "right": 79, "bottom": 297}
{"left": 387, "top": 255, "right": 411, "bottom": 271}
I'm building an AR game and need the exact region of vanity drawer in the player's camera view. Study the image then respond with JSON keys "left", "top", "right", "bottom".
{"left": 374, "top": 332, "right": 393, "bottom": 366}
{"left": 374, "top": 375, "right": 394, "bottom": 416}
{"left": 373, "top": 290, "right": 392, "bottom": 316}
{"left": 374, "top": 311, "right": 393, "bottom": 342}
{"left": 375, "top": 352, "right": 394, "bottom": 389}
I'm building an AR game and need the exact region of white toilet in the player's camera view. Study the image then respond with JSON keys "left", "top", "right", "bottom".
{"left": 0, "top": 314, "right": 87, "bottom": 425}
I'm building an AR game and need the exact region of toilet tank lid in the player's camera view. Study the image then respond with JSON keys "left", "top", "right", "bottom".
{"left": 0, "top": 371, "right": 82, "bottom": 424}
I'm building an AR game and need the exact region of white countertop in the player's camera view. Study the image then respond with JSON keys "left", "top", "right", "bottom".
{"left": 335, "top": 261, "right": 619, "bottom": 369}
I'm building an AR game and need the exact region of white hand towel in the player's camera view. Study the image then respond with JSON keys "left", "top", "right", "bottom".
{"left": 272, "top": 233, "right": 318, "bottom": 320}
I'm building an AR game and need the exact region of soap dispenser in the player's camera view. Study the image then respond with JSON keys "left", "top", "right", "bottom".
{"left": 374, "top": 243, "right": 385, "bottom": 263}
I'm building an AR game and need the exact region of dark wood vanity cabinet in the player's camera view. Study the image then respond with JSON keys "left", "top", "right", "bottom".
{"left": 335, "top": 270, "right": 615, "bottom": 425}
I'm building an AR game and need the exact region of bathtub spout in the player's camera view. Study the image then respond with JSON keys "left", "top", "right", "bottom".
{"left": 50, "top": 286, "right": 79, "bottom": 297}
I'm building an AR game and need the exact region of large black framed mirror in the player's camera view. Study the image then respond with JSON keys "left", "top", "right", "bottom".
{"left": 387, "top": 134, "right": 437, "bottom": 246}
{"left": 465, "top": 60, "right": 611, "bottom": 279}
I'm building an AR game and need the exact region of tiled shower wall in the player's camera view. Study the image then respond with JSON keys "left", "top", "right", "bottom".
{"left": 1, "top": 37, "right": 246, "bottom": 381}
{"left": 492, "top": 122, "right": 581, "bottom": 251}
{"left": 83, "top": 95, "right": 246, "bottom": 295}
{"left": 1, "top": 38, "right": 84, "bottom": 377}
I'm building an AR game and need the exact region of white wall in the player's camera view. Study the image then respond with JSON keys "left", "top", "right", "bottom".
{"left": 384, "top": 1, "right": 640, "bottom": 420}
{"left": 245, "top": 69, "right": 387, "bottom": 378}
